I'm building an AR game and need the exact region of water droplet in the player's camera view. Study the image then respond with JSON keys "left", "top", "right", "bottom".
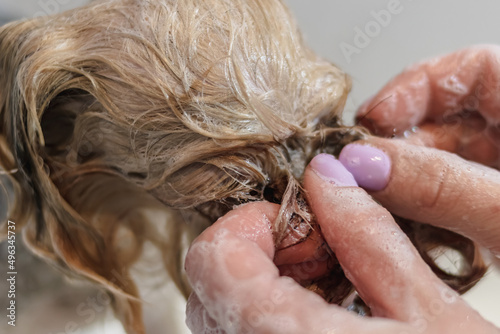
{"left": 348, "top": 157, "right": 360, "bottom": 167}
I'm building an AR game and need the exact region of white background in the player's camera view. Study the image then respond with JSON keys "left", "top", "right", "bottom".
{"left": 0, "top": 0, "right": 499, "bottom": 332}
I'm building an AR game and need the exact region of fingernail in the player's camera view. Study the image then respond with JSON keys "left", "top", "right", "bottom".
{"left": 309, "top": 154, "right": 358, "bottom": 187}
{"left": 339, "top": 144, "right": 391, "bottom": 191}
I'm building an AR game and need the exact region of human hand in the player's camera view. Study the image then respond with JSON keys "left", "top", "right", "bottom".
{"left": 184, "top": 143, "right": 500, "bottom": 333}
{"left": 357, "top": 45, "right": 500, "bottom": 168}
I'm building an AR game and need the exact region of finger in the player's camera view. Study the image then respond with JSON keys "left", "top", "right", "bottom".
{"left": 277, "top": 255, "right": 332, "bottom": 282}
{"left": 338, "top": 138, "right": 500, "bottom": 256}
{"left": 303, "top": 154, "right": 462, "bottom": 322}
{"left": 186, "top": 293, "right": 227, "bottom": 334}
{"left": 357, "top": 45, "right": 500, "bottom": 136}
{"left": 184, "top": 201, "right": 406, "bottom": 333}
{"left": 404, "top": 121, "right": 500, "bottom": 168}
{"left": 274, "top": 224, "right": 328, "bottom": 266}
{"left": 274, "top": 218, "right": 333, "bottom": 282}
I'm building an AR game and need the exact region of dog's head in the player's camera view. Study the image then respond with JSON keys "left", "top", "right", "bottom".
{"left": 0, "top": 1, "right": 358, "bottom": 331}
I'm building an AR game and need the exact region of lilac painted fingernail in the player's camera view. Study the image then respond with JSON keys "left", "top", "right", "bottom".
{"left": 309, "top": 154, "right": 358, "bottom": 187}
{"left": 339, "top": 144, "right": 391, "bottom": 191}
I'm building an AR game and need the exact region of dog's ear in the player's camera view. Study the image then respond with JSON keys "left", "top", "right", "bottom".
{"left": 20, "top": 172, "right": 147, "bottom": 332}
{"left": 0, "top": 18, "right": 159, "bottom": 333}
{"left": 0, "top": 20, "right": 42, "bottom": 232}
{"left": 36, "top": 172, "right": 201, "bottom": 332}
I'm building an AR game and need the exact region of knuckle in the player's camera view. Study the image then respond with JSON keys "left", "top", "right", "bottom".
{"left": 414, "top": 158, "right": 462, "bottom": 220}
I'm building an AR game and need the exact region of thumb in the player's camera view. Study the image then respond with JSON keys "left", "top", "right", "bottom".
{"left": 338, "top": 138, "right": 500, "bottom": 257}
